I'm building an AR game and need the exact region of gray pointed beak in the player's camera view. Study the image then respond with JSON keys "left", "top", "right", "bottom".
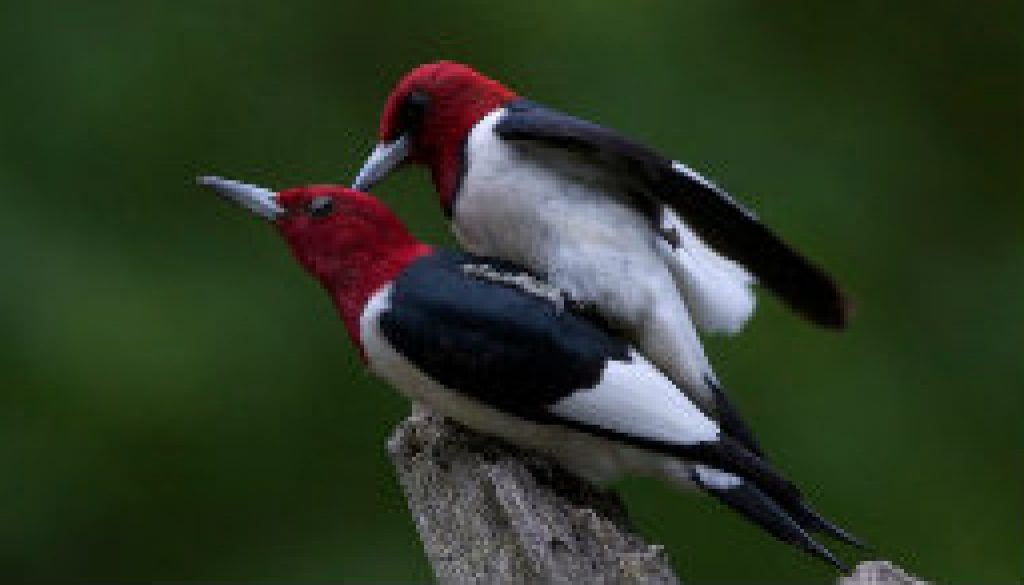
{"left": 351, "top": 135, "right": 410, "bottom": 192}
{"left": 197, "top": 175, "right": 284, "bottom": 220}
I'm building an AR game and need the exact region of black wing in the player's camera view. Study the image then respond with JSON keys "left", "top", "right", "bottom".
{"left": 495, "top": 100, "right": 849, "bottom": 329}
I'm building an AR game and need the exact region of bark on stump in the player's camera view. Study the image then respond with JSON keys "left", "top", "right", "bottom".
{"left": 387, "top": 407, "right": 925, "bottom": 585}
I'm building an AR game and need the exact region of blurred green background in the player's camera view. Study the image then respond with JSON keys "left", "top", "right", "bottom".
{"left": 1, "top": 1, "right": 1022, "bottom": 582}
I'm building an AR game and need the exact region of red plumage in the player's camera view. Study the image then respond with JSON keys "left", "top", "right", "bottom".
{"left": 377, "top": 61, "right": 516, "bottom": 205}
{"left": 274, "top": 186, "right": 430, "bottom": 352}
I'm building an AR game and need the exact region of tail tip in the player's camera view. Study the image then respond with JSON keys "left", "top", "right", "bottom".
{"left": 806, "top": 539, "right": 849, "bottom": 574}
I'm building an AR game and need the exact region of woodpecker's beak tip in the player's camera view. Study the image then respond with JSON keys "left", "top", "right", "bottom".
{"left": 351, "top": 135, "right": 411, "bottom": 192}
{"left": 197, "top": 174, "right": 284, "bottom": 220}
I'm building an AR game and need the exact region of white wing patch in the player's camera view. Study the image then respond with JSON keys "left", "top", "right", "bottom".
{"left": 548, "top": 351, "right": 720, "bottom": 447}
{"left": 658, "top": 207, "right": 756, "bottom": 336}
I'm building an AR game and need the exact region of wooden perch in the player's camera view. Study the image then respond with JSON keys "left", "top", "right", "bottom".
{"left": 387, "top": 406, "right": 926, "bottom": 585}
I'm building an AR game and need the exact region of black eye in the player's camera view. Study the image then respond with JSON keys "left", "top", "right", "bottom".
{"left": 306, "top": 195, "right": 335, "bottom": 218}
{"left": 398, "top": 90, "right": 430, "bottom": 135}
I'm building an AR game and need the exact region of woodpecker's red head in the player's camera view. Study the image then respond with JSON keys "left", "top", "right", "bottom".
{"left": 199, "top": 177, "right": 429, "bottom": 347}
{"left": 352, "top": 62, "right": 517, "bottom": 206}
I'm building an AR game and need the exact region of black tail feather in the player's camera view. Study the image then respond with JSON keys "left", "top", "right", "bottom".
{"left": 790, "top": 500, "right": 869, "bottom": 551}
{"left": 695, "top": 469, "right": 848, "bottom": 572}
{"left": 696, "top": 436, "right": 802, "bottom": 506}
{"left": 704, "top": 438, "right": 866, "bottom": 553}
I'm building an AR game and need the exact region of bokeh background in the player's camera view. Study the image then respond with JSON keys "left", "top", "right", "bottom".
{"left": 1, "top": 1, "right": 1022, "bottom": 582}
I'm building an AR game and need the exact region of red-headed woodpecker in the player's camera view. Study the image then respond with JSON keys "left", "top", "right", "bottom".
{"left": 351, "top": 62, "right": 850, "bottom": 457}
{"left": 198, "top": 176, "right": 861, "bottom": 571}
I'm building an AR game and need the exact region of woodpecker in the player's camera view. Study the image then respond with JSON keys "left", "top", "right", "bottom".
{"left": 351, "top": 62, "right": 850, "bottom": 456}
{"left": 198, "top": 176, "right": 861, "bottom": 571}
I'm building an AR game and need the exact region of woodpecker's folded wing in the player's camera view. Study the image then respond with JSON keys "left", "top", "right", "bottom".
{"left": 494, "top": 100, "right": 848, "bottom": 329}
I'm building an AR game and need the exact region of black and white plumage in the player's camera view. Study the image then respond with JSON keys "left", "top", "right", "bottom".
{"left": 354, "top": 63, "right": 849, "bottom": 457}
{"left": 200, "top": 179, "right": 861, "bottom": 571}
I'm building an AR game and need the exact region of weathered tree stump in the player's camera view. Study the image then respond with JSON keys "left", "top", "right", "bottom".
{"left": 387, "top": 406, "right": 925, "bottom": 585}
